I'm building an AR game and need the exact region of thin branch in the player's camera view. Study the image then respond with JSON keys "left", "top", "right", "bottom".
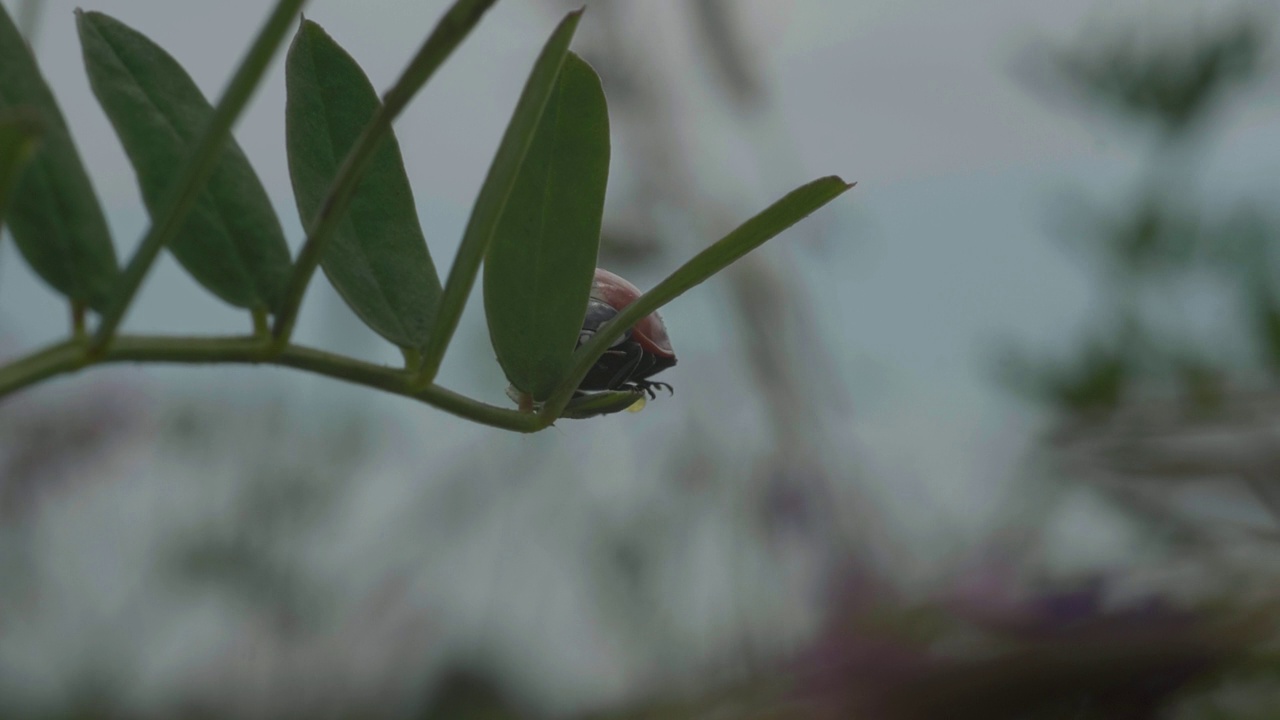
{"left": 0, "top": 336, "right": 543, "bottom": 432}
{"left": 70, "top": 301, "right": 86, "bottom": 340}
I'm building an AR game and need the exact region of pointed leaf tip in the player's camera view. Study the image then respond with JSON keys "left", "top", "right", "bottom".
{"left": 78, "top": 11, "right": 291, "bottom": 310}
{"left": 285, "top": 17, "right": 442, "bottom": 349}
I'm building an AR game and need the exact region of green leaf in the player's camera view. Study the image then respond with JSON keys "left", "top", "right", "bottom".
{"left": 0, "top": 5, "right": 119, "bottom": 311}
{"left": 77, "top": 11, "right": 292, "bottom": 311}
{"left": 269, "top": 0, "right": 500, "bottom": 346}
{"left": 285, "top": 20, "right": 441, "bottom": 349}
{"left": 483, "top": 53, "right": 608, "bottom": 399}
{"left": 0, "top": 109, "right": 43, "bottom": 225}
{"left": 416, "top": 9, "right": 583, "bottom": 383}
{"left": 546, "top": 175, "right": 854, "bottom": 417}
{"left": 90, "top": 0, "right": 307, "bottom": 347}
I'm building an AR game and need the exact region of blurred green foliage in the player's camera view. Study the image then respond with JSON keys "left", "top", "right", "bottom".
{"left": 1012, "top": 7, "right": 1279, "bottom": 415}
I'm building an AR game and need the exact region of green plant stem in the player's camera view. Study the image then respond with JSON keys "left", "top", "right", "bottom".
{"left": 270, "top": 0, "right": 500, "bottom": 346}
{"left": 90, "top": 0, "right": 308, "bottom": 352}
{"left": 71, "top": 301, "right": 86, "bottom": 339}
{"left": 0, "top": 335, "right": 542, "bottom": 432}
{"left": 542, "top": 176, "right": 854, "bottom": 419}
{"left": 252, "top": 307, "right": 269, "bottom": 337}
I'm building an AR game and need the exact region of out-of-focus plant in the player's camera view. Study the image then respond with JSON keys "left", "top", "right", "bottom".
{"left": 0, "top": 390, "right": 135, "bottom": 515}
{"left": 1005, "top": 5, "right": 1275, "bottom": 409}
{"left": 0, "top": 0, "right": 850, "bottom": 431}
{"left": 528, "top": 589, "right": 1269, "bottom": 719}
{"left": 788, "top": 579, "right": 1258, "bottom": 720}
{"left": 1003, "top": 4, "right": 1280, "bottom": 528}
{"left": 556, "top": 570, "right": 1266, "bottom": 720}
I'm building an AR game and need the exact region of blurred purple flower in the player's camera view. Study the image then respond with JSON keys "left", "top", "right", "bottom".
{"left": 0, "top": 381, "right": 146, "bottom": 518}
{"left": 793, "top": 569, "right": 1250, "bottom": 720}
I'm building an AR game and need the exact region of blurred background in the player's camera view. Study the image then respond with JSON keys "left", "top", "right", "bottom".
{"left": 3, "top": 0, "right": 1280, "bottom": 717}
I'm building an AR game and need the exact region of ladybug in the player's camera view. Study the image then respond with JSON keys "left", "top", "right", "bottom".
{"left": 577, "top": 268, "right": 676, "bottom": 398}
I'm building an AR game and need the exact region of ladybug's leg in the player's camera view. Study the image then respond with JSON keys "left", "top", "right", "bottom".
{"left": 634, "top": 380, "right": 674, "bottom": 399}
{"left": 577, "top": 348, "right": 635, "bottom": 394}
{"left": 603, "top": 341, "right": 646, "bottom": 390}
{"left": 576, "top": 348, "right": 619, "bottom": 396}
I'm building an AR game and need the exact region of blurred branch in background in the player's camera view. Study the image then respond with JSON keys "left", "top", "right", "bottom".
{"left": 1052, "top": 10, "right": 1269, "bottom": 139}
{"left": 1006, "top": 0, "right": 1280, "bottom": 538}
{"left": 689, "top": 0, "right": 764, "bottom": 111}
{"left": 992, "top": 2, "right": 1280, "bottom": 715}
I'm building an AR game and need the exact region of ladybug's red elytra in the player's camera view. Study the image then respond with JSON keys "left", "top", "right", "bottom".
{"left": 576, "top": 268, "right": 676, "bottom": 398}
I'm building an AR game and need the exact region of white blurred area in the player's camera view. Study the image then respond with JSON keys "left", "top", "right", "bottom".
{"left": 2, "top": 0, "right": 1278, "bottom": 716}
